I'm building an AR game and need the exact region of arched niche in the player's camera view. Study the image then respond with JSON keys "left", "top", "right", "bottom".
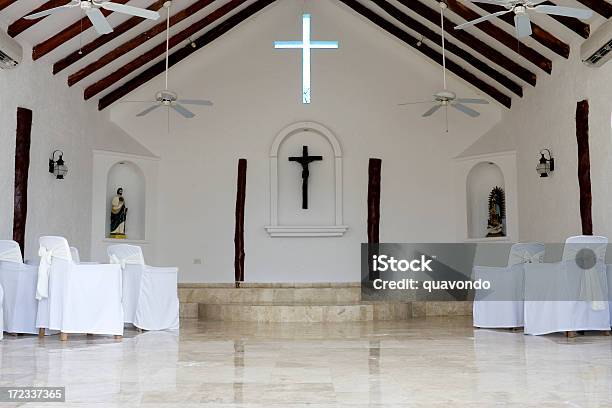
{"left": 105, "top": 161, "right": 146, "bottom": 240}
{"left": 266, "top": 121, "right": 348, "bottom": 237}
{"left": 466, "top": 162, "right": 505, "bottom": 239}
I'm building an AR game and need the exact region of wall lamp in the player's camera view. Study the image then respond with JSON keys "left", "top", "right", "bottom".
{"left": 536, "top": 149, "right": 554, "bottom": 178}
{"left": 49, "top": 150, "right": 68, "bottom": 180}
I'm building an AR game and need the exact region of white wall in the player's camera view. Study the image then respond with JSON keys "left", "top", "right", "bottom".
{"left": 460, "top": 32, "right": 612, "bottom": 243}
{"left": 109, "top": 0, "right": 501, "bottom": 282}
{"left": 0, "top": 42, "right": 154, "bottom": 261}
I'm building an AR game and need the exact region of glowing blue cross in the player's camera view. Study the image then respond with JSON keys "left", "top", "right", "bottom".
{"left": 275, "top": 14, "right": 338, "bottom": 104}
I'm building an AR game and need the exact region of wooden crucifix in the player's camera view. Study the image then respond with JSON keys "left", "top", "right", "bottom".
{"left": 289, "top": 145, "right": 322, "bottom": 209}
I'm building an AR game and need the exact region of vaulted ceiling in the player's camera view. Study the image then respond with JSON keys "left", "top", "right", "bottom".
{"left": 1, "top": 0, "right": 610, "bottom": 111}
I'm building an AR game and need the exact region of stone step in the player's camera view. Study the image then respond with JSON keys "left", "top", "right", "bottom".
{"left": 178, "top": 283, "right": 361, "bottom": 305}
{"left": 197, "top": 301, "right": 411, "bottom": 322}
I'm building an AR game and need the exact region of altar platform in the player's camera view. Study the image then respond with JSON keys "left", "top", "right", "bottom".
{"left": 178, "top": 283, "right": 472, "bottom": 322}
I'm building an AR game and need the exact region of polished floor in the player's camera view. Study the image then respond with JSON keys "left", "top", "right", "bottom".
{"left": 1, "top": 317, "right": 611, "bottom": 407}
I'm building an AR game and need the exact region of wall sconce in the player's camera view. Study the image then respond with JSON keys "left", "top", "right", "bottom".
{"left": 49, "top": 150, "right": 68, "bottom": 180}
{"left": 536, "top": 149, "right": 554, "bottom": 178}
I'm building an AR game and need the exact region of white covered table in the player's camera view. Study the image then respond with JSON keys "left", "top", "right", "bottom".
{"left": 0, "top": 240, "right": 38, "bottom": 335}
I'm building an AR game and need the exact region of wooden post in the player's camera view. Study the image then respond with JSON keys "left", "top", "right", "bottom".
{"left": 234, "top": 159, "right": 247, "bottom": 288}
{"left": 367, "top": 159, "right": 382, "bottom": 281}
{"left": 13, "top": 107, "right": 33, "bottom": 256}
{"left": 367, "top": 159, "right": 382, "bottom": 244}
{"left": 576, "top": 100, "right": 592, "bottom": 235}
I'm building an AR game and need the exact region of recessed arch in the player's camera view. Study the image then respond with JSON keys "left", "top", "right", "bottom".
{"left": 105, "top": 160, "right": 146, "bottom": 240}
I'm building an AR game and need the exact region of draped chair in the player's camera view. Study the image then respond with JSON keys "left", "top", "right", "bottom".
{"left": 37, "top": 236, "right": 124, "bottom": 340}
{"left": 0, "top": 240, "right": 38, "bottom": 335}
{"left": 107, "top": 244, "right": 179, "bottom": 331}
{"left": 473, "top": 243, "right": 545, "bottom": 329}
{"left": 0, "top": 281, "right": 3, "bottom": 339}
{"left": 524, "top": 236, "right": 611, "bottom": 336}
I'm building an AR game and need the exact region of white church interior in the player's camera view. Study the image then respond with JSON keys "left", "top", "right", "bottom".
{"left": 1, "top": 0, "right": 612, "bottom": 405}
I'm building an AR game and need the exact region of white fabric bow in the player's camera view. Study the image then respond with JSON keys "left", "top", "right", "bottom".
{"left": 36, "top": 246, "right": 53, "bottom": 300}
{"left": 109, "top": 253, "right": 142, "bottom": 270}
{"left": 563, "top": 244, "right": 607, "bottom": 311}
{"left": 110, "top": 254, "right": 127, "bottom": 270}
{"left": 508, "top": 250, "right": 544, "bottom": 266}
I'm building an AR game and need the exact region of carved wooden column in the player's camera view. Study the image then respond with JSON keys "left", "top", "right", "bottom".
{"left": 367, "top": 158, "right": 382, "bottom": 244}
{"left": 576, "top": 100, "right": 592, "bottom": 235}
{"left": 234, "top": 159, "right": 247, "bottom": 287}
{"left": 13, "top": 107, "right": 33, "bottom": 255}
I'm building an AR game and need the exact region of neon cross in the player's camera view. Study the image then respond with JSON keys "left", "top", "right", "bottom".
{"left": 274, "top": 14, "right": 338, "bottom": 104}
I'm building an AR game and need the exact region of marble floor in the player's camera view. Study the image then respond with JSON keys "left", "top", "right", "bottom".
{"left": 1, "top": 317, "right": 611, "bottom": 407}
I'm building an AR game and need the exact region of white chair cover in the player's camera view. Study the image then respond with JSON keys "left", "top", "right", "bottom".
{"left": 108, "top": 245, "right": 179, "bottom": 331}
{"left": 608, "top": 263, "right": 612, "bottom": 328}
{"left": 70, "top": 247, "right": 80, "bottom": 264}
{"left": 473, "top": 243, "right": 544, "bottom": 328}
{"left": 0, "top": 240, "right": 23, "bottom": 264}
{"left": 524, "top": 236, "right": 610, "bottom": 335}
{"left": 36, "top": 236, "right": 124, "bottom": 336}
{"left": 0, "top": 241, "right": 39, "bottom": 334}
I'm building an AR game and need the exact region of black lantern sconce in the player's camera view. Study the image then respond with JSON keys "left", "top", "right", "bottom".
{"left": 49, "top": 150, "right": 68, "bottom": 180}
{"left": 536, "top": 149, "right": 554, "bottom": 178}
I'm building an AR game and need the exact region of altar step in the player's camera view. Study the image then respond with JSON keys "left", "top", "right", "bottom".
{"left": 178, "top": 283, "right": 473, "bottom": 322}
{"left": 198, "top": 301, "right": 411, "bottom": 322}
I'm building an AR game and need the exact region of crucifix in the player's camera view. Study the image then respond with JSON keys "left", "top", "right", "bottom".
{"left": 274, "top": 14, "right": 339, "bottom": 104}
{"left": 289, "top": 145, "right": 323, "bottom": 209}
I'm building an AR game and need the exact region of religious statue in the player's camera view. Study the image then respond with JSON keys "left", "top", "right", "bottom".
{"left": 289, "top": 145, "right": 323, "bottom": 209}
{"left": 486, "top": 186, "right": 506, "bottom": 238}
{"left": 110, "top": 187, "right": 128, "bottom": 239}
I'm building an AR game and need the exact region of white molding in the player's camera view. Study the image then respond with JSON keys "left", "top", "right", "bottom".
{"left": 265, "top": 225, "right": 349, "bottom": 237}
{"left": 93, "top": 149, "right": 160, "bottom": 161}
{"left": 267, "top": 121, "right": 347, "bottom": 237}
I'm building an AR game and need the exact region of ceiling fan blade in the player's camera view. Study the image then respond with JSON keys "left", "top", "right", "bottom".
{"left": 454, "top": 10, "right": 511, "bottom": 30}
{"left": 422, "top": 105, "right": 442, "bottom": 117}
{"left": 100, "top": 2, "right": 161, "bottom": 20}
{"left": 514, "top": 13, "right": 532, "bottom": 38}
{"left": 177, "top": 99, "right": 214, "bottom": 106}
{"left": 455, "top": 98, "right": 489, "bottom": 105}
{"left": 172, "top": 104, "right": 196, "bottom": 118}
{"left": 453, "top": 103, "right": 480, "bottom": 118}
{"left": 136, "top": 104, "right": 161, "bottom": 117}
{"left": 24, "top": 2, "right": 77, "bottom": 20}
{"left": 86, "top": 8, "right": 113, "bottom": 35}
{"left": 398, "top": 100, "right": 434, "bottom": 106}
{"left": 534, "top": 5, "right": 593, "bottom": 20}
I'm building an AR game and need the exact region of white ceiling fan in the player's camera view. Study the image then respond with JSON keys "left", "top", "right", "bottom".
{"left": 454, "top": 0, "right": 593, "bottom": 38}
{"left": 124, "top": 1, "right": 213, "bottom": 126}
{"left": 24, "top": 0, "right": 160, "bottom": 35}
{"left": 399, "top": 2, "right": 488, "bottom": 132}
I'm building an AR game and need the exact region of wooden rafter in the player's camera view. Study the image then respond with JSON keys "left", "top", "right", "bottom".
{"left": 53, "top": 0, "right": 167, "bottom": 74}
{"left": 575, "top": 0, "right": 612, "bottom": 18}
{"left": 0, "top": 0, "right": 18, "bottom": 12}
{"left": 373, "top": 0, "right": 523, "bottom": 96}
{"left": 445, "top": 0, "right": 551, "bottom": 73}
{"left": 338, "top": 0, "right": 511, "bottom": 108}
{"left": 395, "top": 0, "right": 535, "bottom": 86}
{"left": 464, "top": 2, "right": 570, "bottom": 58}
{"left": 69, "top": 0, "right": 217, "bottom": 86}
{"left": 86, "top": 0, "right": 247, "bottom": 99}
{"left": 8, "top": 1, "right": 73, "bottom": 37}
{"left": 32, "top": 0, "right": 131, "bottom": 60}
{"left": 98, "top": 0, "right": 277, "bottom": 110}
{"left": 540, "top": 1, "right": 589, "bottom": 38}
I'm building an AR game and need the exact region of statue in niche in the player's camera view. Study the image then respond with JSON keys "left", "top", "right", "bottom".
{"left": 110, "top": 187, "right": 128, "bottom": 239}
{"left": 486, "top": 186, "right": 506, "bottom": 238}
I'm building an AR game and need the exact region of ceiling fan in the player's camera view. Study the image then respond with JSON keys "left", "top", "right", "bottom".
{"left": 454, "top": 0, "right": 593, "bottom": 38}
{"left": 24, "top": 1, "right": 160, "bottom": 35}
{"left": 124, "top": 1, "right": 213, "bottom": 126}
{"left": 399, "top": 2, "right": 488, "bottom": 132}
